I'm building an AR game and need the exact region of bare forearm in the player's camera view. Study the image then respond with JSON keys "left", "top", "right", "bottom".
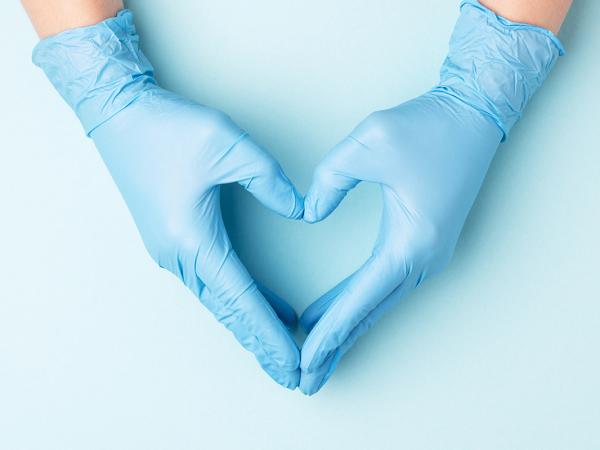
{"left": 22, "top": 0, "right": 123, "bottom": 38}
{"left": 480, "top": 0, "right": 572, "bottom": 34}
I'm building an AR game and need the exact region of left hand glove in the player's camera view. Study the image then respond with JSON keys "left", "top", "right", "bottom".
{"left": 299, "top": 0, "right": 564, "bottom": 395}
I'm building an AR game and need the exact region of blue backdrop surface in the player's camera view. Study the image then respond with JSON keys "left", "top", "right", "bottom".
{"left": 0, "top": 1, "right": 599, "bottom": 449}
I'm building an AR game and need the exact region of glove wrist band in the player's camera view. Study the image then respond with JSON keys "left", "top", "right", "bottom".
{"left": 436, "top": 0, "right": 564, "bottom": 140}
{"left": 32, "top": 9, "right": 155, "bottom": 136}
{"left": 32, "top": 3, "right": 565, "bottom": 141}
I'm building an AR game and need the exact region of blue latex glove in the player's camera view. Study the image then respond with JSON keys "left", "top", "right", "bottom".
{"left": 33, "top": 10, "right": 304, "bottom": 389}
{"left": 299, "top": 0, "right": 564, "bottom": 395}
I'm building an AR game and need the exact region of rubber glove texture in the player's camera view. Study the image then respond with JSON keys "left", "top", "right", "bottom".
{"left": 33, "top": 10, "right": 304, "bottom": 389}
{"left": 299, "top": 0, "right": 564, "bottom": 395}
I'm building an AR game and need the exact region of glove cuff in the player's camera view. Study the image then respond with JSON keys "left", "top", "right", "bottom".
{"left": 32, "top": 9, "right": 157, "bottom": 136}
{"left": 436, "top": 0, "right": 564, "bottom": 140}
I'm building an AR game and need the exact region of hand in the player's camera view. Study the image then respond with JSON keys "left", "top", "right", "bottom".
{"left": 33, "top": 10, "right": 304, "bottom": 389}
{"left": 298, "top": 0, "right": 563, "bottom": 395}
{"left": 93, "top": 90, "right": 304, "bottom": 388}
{"left": 299, "top": 92, "right": 501, "bottom": 394}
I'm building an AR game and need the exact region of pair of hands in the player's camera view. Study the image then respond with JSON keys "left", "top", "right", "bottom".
{"left": 33, "top": 2, "right": 562, "bottom": 395}
{"left": 90, "top": 85, "right": 501, "bottom": 395}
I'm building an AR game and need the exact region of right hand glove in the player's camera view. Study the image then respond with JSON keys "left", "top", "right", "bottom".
{"left": 33, "top": 10, "right": 304, "bottom": 389}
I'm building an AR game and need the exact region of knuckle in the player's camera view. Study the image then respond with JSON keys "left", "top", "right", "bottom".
{"left": 313, "top": 162, "right": 332, "bottom": 183}
{"left": 366, "top": 109, "right": 387, "bottom": 123}
{"left": 407, "top": 220, "right": 454, "bottom": 271}
{"left": 353, "top": 109, "right": 404, "bottom": 150}
{"left": 418, "top": 220, "right": 443, "bottom": 253}
{"left": 380, "top": 220, "right": 454, "bottom": 288}
{"left": 204, "top": 108, "right": 234, "bottom": 128}
{"left": 314, "top": 153, "right": 344, "bottom": 184}
{"left": 146, "top": 217, "right": 199, "bottom": 266}
{"left": 200, "top": 108, "right": 242, "bottom": 142}
{"left": 360, "top": 110, "right": 389, "bottom": 135}
{"left": 259, "top": 157, "right": 283, "bottom": 179}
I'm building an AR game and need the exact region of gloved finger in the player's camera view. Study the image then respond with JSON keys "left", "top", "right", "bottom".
{"left": 304, "top": 136, "right": 378, "bottom": 223}
{"left": 199, "top": 280, "right": 300, "bottom": 389}
{"left": 299, "top": 275, "right": 352, "bottom": 334}
{"left": 299, "top": 277, "right": 414, "bottom": 395}
{"left": 301, "top": 251, "right": 408, "bottom": 376}
{"left": 198, "top": 260, "right": 301, "bottom": 389}
{"left": 299, "top": 350, "right": 339, "bottom": 396}
{"left": 301, "top": 188, "right": 404, "bottom": 332}
{"left": 257, "top": 283, "right": 298, "bottom": 330}
{"left": 228, "top": 135, "right": 304, "bottom": 220}
{"left": 193, "top": 202, "right": 300, "bottom": 389}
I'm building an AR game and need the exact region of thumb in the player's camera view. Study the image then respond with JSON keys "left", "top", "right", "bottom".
{"left": 231, "top": 135, "right": 304, "bottom": 220}
{"left": 304, "top": 137, "right": 369, "bottom": 223}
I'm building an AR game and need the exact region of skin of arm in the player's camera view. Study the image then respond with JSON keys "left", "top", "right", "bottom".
{"left": 21, "top": 0, "right": 573, "bottom": 39}
{"left": 23, "top": 0, "right": 571, "bottom": 39}
{"left": 22, "top": 0, "right": 123, "bottom": 38}
{"left": 481, "top": 0, "right": 572, "bottom": 34}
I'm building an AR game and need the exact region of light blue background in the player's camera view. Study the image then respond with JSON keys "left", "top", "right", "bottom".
{"left": 1, "top": 1, "right": 599, "bottom": 449}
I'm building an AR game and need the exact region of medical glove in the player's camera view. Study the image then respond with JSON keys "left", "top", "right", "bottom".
{"left": 33, "top": 10, "right": 304, "bottom": 389}
{"left": 299, "top": 0, "right": 564, "bottom": 395}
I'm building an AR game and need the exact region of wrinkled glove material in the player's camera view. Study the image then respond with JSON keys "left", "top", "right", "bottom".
{"left": 33, "top": 10, "right": 156, "bottom": 136}
{"left": 437, "top": 0, "right": 564, "bottom": 139}
{"left": 33, "top": 10, "right": 304, "bottom": 389}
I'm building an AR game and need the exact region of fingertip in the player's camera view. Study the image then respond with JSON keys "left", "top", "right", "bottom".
{"left": 267, "top": 162, "right": 304, "bottom": 220}
{"left": 237, "top": 147, "right": 304, "bottom": 220}
{"left": 269, "top": 339, "right": 301, "bottom": 372}
{"left": 299, "top": 369, "right": 325, "bottom": 396}
{"left": 301, "top": 330, "right": 333, "bottom": 374}
{"left": 302, "top": 192, "right": 323, "bottom": 224}
{"left": 281, "top": 369, "right": 301, "bottom": 390}
{"left": 266, "top": 367, "right": 300, "bottom": 390}
{"left": 288, "top": 187, "right": 305, "bottom": 221}
{"left": 255, "top": 341, "right": 300, "bottom": 389}
{"left": 302, "top": 211, "right": 318, "bottom": 224}
{"left": 258, "top": 177, "right": 304, "bottom": 221}
{"left": 299, "top": 351, "right": 339, "bottom": 396}
{"left": 303, "top": 181, "right": 346, "bottom": 224}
